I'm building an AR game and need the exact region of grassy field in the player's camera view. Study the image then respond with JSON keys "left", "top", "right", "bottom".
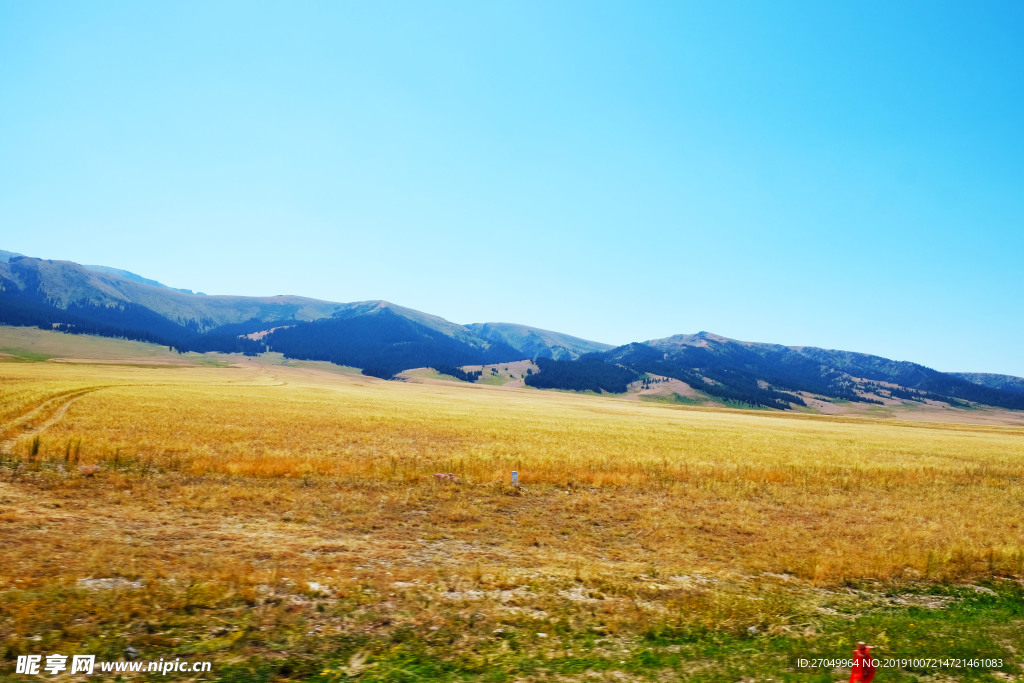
{"left": 1, "top": 329, "right": 1023, "bottom": 681}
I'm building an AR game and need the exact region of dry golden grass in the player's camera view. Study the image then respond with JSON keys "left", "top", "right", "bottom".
{"left": 8, "top": 359, "right": 1022, "bottom": 581}
{"left": 1, "top": 338, "right": 1023, "bottom": 679}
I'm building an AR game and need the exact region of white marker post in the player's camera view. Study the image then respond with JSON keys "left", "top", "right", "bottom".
{"left": 511, "top": 470, "right": 519, "bottom": 487}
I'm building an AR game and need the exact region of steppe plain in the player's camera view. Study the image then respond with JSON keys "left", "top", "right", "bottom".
{"left": 1, "top": 327, "right": 1022, "bottom": 681}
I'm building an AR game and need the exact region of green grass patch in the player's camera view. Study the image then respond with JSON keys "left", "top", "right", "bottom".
{"left": 721, "top": 399, "right": 771, "bottom": 411}
{"left": 640, "top": 392, "right": 704, "bottom": 406}
{"left": 292, "top": 587, "right": 1024, "bottom": 681}
{"left": 302, "top": 582, "right": 1023, "bottom": 681}
{"left": 477, "top": 374, "right": 510, "bottom": 386}
{"left": 191, "top": 355, "right": 232, "bottom": 368}
{"left": 0, "top": 347, "right": 53, "bottom": 362}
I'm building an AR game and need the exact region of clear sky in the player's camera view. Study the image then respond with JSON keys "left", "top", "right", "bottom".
{"left": 2, "top": 1, "right": 1022, "bottom": 375}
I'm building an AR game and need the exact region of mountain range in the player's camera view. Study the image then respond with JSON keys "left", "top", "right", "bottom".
{"left": 1, "top": 250, "right": 1022, "bottom": 411}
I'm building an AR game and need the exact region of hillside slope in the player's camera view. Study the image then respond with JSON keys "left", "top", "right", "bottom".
{"left": 0, "top": 256, "right": 342, "bottom": 329}
{"left": 584, "top": 333, "right": 1024, "bottom": 410}
{"left": 467, "top": 322, "right": 612, "bottom": 360}
{"left": 950, "top": 372, "right": 1024, "bottom": 395}
{"left": 3, "top": 249, "right": 1022, "bottom": 410}
{"left": 81, "top": 264, "right": 198, "bottom": 295}
{"left": 0, "top": 253, "right": 548, "bottom": 374}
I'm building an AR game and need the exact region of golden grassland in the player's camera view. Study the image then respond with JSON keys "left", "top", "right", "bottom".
{"left": 1, "top": 332, "right": 1023, "bottom": 680}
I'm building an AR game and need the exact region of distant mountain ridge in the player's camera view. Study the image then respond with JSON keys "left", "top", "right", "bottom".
{"left": 467, "top": 322, "right": 613, "bottom": 361}
{"left": 949, "top": 372, "right": 1024, "bottom": 395}
{"left": 582, "top": 332, "right": 1024, "bottom": 410}
{"left": 81, "top": 264, "right": 200, "bottom": 295}
{"left": 0, "top": 256, "right": 343, "bottom": 329}
{"left": 1, "top": 249, "right": 1021, "bottom": 411}
{"left": 0, "top": 252, "right": 603, "bottom": 373}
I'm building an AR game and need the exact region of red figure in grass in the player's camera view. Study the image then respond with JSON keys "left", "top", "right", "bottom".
{"left": 850, "top": 641, "right": 876, "bottom": 683}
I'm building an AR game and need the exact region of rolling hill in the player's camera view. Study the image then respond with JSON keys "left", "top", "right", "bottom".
{"left": 80, "top": 264, "right": 200, "bottom": 295}
{"left": 0, "top": 255, "right": 343, "bottom": 329}
{"left": 0, "top": 252, "right": 585, "bottom": 374}
{"left": 467, "top": 322, "right": 613, "bottom": 360}
{"left": 949, "top": 372, "right": 1024, "bottom": 395}
{"left": 534, "top": 332, "right": 1024, "bottom": 410}
{"left": 1, "top": 249, "right": 1022, "bottom": 412}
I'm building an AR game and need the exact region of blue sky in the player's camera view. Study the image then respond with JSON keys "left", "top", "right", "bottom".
{"left": 2, "top": 1, "right": 1022, "bottom": 375}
